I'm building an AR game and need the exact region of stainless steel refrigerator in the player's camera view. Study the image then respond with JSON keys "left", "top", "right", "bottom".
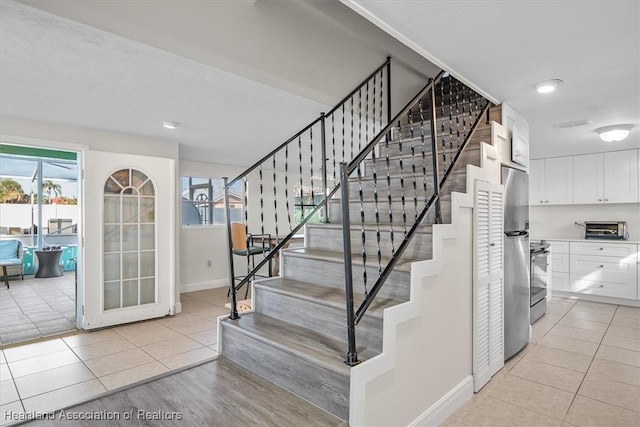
{"left": 502, "top": 166, "right": 530, "bottom": 360}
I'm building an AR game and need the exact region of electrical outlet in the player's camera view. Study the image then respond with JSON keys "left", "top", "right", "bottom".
{"left": 207, "top": 260, "right": 212, "bottom": 267}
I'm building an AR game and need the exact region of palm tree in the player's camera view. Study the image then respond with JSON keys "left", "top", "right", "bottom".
{"left": 0, "top": 178, "right": 27, "bottom": 203}
{"left": 42, "top": 180, "right": 62, "bottom": 203}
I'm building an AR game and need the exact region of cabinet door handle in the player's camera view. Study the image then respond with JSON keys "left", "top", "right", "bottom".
{"left": 545, "top": 200, "right": 549, "bottom": 203}
{"left": 599, "top": 284, "right": 604, "bottom": 288}
{"left": 599, "top": 247, "right": 604, "bottom": 250}
{"left": 489, "top": 243, "right": 496, "bottom": 247}
{"left": 605, "top": 198, "right": 609, "bottom": 202}
{"left": 540, "top": 200, "right": 544, "bottom": 203}
{"left": 599, "top": 265, "right": 604, "bottom": 268}
{"left": 598, "top": 199, "right": 602, "bottom": 202}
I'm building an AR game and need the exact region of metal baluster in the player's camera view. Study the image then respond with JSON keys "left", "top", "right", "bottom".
{"left": 440, "top": 80, "right": 447, "bottom": 181}
{"left": 372, "top": 137, "right": 382, "bottom": 276}
{"left": 342, "top": 104, "right": 346, "bottom": 164}
{"left": 365, "top": 81, "right": 369, "bottom": 150}
{"left": 256, "top": 165, "right": 263, "bottom": 279}
{"left": 398, "top": 118, "right": 407, "bottom": 235}
{"left": 259, "top": 164, "right": 264, "bottom": 236}
{"left": 273, "top": 154, "right": 278, "bottom": 244}
{"left": 372, "top": 73, "right": 376, "bottom": 136}
{"left": 358, "top": 161, "right": 367, "bottom": 296}
{"left": 299, "top": 135, "right": 304, "bottom": 221}
{"left": 408, "top": 108, "right": 418, "bottom": 221}
{"left": 386, "top": 122, "right": 396, "bottom": 254}
{"left": 386, "top": 57, "right": 391, "bottom": 125}
{"left": 332, "top": 112, "right": 336, "bottom": 184}
{"left": 321, "top": 113, "right": 328, "bottom": 223}
{"left": 310, "top": 127, "right": 315, "bottom": 220}
{"left": 350, "top": 97, "right": 354, "bottom": 159}
{"left": 285, "top": 145, "right": 292, "bottom": 230}
{"left": 418, "top": 98, "right": 429, "bottom": 202}
{"left": 358, "top": 88, "right": 362, "bottom": 152}
{"left": 243, "top": 177, "right": 249, "bottom": 233}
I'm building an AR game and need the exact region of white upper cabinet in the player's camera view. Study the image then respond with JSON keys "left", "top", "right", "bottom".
{"left": 573, "top": 153, "right": 604, "bottom": 203}
{"left": 603, "top": 150, "right": 639, "bottom": 203}
{"left": 530, "top": 157, "right": 573, "bottom": 205}
{"left": 572, "top": 150, "right": 638, "bottom": 204}
{"left": 501, "top": 103, "right": 529, "bottom": 169}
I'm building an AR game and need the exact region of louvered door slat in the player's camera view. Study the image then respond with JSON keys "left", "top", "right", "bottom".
{"left": 473, "top": 179, "right": 504, "bottom": 392}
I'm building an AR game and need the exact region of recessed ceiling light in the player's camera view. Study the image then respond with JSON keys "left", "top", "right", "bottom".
{"left": 162, "top": 121, "right": 179, "bottom": 130}
{"left": 534, "top": 79, "right": 563, "bottom": 94}
{"left": 595, "top": 124, "right": 633, "bottom": 142}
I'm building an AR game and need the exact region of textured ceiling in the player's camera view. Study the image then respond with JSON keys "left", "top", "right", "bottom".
{"left": 346, "top": 0, "right": 640, "bottom": 159}
{"left": 0, "top": 0, "right": 439, "bottom": 166}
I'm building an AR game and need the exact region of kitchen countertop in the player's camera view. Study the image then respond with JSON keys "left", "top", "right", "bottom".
{"left": 530, "top": 237, "right": 640, "bottom": 244}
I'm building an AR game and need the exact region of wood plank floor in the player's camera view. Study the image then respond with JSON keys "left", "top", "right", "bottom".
{"left": 22, "top": 357, "right": 345, "bottom": 427}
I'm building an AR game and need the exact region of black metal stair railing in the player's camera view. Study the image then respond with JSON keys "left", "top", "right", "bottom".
{"left": 223, "top": 58, "right": 392, "bottom": 319}
{"left": 339, "top": 72, "right": 490, "bottom": 365}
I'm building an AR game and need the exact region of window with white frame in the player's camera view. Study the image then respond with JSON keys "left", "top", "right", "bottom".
{"left": 181, "top": 176, "right": 243, "bottom": 225}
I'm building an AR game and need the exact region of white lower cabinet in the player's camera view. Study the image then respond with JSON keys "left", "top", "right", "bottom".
{"left": 568, "top": 242, "right": 638, "bottom": 300}
{"left": 552, "top": 272, "right": 571, "bottom": 292}
{"left": 548, "top": 240, "right": 570, "bottom": 293}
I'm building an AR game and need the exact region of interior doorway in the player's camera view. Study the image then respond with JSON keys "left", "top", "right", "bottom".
{"left": 0, "top": 143, "right": 80, "bottom": 345}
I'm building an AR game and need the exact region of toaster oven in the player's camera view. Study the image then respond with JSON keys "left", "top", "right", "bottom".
{"left": 584, "top": 221, "right": 628, "bottom": 240}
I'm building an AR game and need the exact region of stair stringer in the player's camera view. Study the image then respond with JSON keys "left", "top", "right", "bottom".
{"left": 349, "top": 142, "right": 502, "bottom": 427}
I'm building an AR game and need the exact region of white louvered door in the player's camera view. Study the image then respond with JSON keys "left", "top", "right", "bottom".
{"left": 473, "top": 179, "right": 504, "bottom": 392}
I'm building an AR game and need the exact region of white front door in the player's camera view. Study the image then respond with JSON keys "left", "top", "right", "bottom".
{"left": 83, "top": 150, "right": 175, "bottom": 329}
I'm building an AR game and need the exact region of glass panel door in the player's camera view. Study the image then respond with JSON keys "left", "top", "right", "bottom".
{"left": 83, "top": 151, "right": 174, "bottom": 330}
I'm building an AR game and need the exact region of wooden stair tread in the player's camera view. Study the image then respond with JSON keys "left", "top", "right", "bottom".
{"left": 222, "top": 312, "right": 378, "bottom": 375}
{"left": 254, "top": 277, "right": 403, "bottom": 319}
{"left": 284, "top": 247, "right": 413, "bottom": 271}
{"left": 306, "top": 222, "right": 433, "bottom": 234}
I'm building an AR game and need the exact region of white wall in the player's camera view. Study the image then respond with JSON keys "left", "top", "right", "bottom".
{"left": 0, "top": 204, "right": 78, "bottom": 231}
{"left": 350, "top": 144, "right": 502, "bottom": 426}
{"left": 352, "top": 206, "right": 473, "bottom": 426}
{"left": 530, "top": 204, "right": 640, "bottom": 240}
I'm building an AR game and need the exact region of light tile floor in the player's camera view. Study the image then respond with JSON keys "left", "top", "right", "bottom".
{"left": 443, "top": 297, "right": 640, "bottom": 426}
{"left": 0, "top": 287, "right": 230, "bottom": 425}
{"left": 0, "top": 273, "right": 76, "bottom": 345}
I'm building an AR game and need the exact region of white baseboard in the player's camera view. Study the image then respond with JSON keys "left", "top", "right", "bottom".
{"left": 553, "top": 290, "right": 640, "bottom": 308}
{"left": 409, "top": 376, "right": 473, "bottom": 427}
{"left": 180, "top": 278, "right": 228, "bottom": 294}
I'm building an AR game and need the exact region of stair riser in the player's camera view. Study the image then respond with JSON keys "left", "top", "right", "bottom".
{"left": 306, "top": 226, "right": 433, "bottom": 260}
{"left": 254, "top": 287, "right": 383, "bottom": 352}
{"left": 328, "top": 198, "right": 450, "bottom": 226}
{"left": 347, "top": 170, "right": 447, "bottom": 198}
{"left": 362, "top": 151, "right": 432, "bottom": 174}
{"left": 282, "top": 254, "right": 410, "bottom": 301}
{"left": 366, "top": 147, "right": 479, "bottom": 178}
{"left": 221, "top": 324, "right": 349, "bottom": 419}
{"left": 376, "top": 141, "right": 470, "bottom": 161}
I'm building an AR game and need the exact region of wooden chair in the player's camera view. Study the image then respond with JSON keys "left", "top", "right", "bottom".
{"left": 230, "top": 223, "right": 271, "bottom": 298}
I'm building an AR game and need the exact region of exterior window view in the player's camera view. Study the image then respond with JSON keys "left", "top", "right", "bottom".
{"left": 0, "top": 1, "right": 638, "bottom": 427}
{"left": 181, "top": 176, "right": 242, "bottom": 225}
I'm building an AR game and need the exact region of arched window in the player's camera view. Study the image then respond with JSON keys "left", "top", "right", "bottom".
{"left": 103, "top": 168, "right": 156, "bottom": 310}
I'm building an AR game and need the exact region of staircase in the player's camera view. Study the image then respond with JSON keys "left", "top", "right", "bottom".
{"left": 220, "top": 68, "right": 493, "bottom": 421}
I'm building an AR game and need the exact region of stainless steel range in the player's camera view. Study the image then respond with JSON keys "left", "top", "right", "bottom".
{"left": 530, "top": 241, "right": 550, "bottom": 323}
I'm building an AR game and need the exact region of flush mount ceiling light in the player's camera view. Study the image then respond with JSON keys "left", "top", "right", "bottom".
{"left": 534, "top": 79, "right": 563, "bottom": 94}
{"left": 162, "top": 121, "right": 179, "bottom": 130}
{"left": 596, "top": 124, "right": 633, "bottom": 142}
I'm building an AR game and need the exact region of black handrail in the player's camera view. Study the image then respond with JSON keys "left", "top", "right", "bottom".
{"left": 227, "top": 57, "right": 391, "bottom": 188}
{"left": 354, "top": 103, "right": 490, "bottom": 325}
{"left": 340, "top": 73, "right": 490, "bottom": 364}
{"left": 224, "top": 57, "right": 392, "bottom": 317}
